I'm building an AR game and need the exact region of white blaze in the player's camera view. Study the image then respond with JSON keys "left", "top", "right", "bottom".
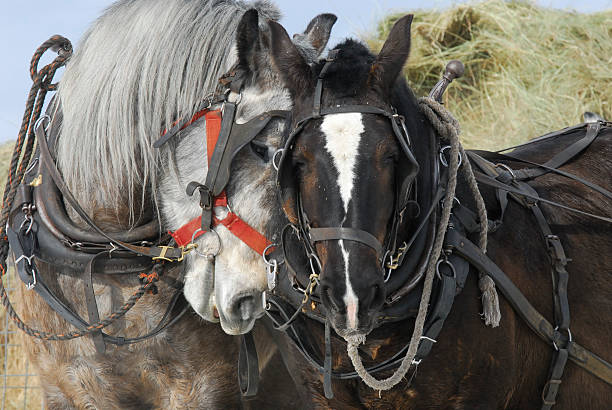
{"left": 321, "top": 113, "right": 364, "bottom": 330}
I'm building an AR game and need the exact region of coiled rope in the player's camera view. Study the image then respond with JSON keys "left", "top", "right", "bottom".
{"left": 346, "top": 97, "right": 500, "bottom": 391}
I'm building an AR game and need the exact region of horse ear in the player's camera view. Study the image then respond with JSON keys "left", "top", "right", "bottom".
{"left": 371, "top": 14, "right": 413, "bottom": 92}
{"left": 269, "top": 21, "right": 314, "bottom": 96}
{"left": 298, "top": 13, "right": 337, "bottom": 55}
{"left": 236, "top": 9, "right": 261, "bottom": 70}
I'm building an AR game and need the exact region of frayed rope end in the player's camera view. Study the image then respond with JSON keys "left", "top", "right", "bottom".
{"left": 479, "top": 274, "right": 501, "bottom": 327}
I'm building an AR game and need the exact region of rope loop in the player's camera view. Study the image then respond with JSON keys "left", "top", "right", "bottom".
{"left": 345, "top": 96, "right": 499, "bottom": 392}
{"left": 29, "top": 35, "right": 72, "bottom": 91}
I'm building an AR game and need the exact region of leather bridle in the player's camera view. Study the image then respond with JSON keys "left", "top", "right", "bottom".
{"left": 275, "top": 52, "right": 420, "bottom": 284}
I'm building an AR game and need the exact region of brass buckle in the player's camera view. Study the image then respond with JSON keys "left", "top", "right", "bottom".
{"left": 152, "top": 244, "right": 197, "bottom": 263}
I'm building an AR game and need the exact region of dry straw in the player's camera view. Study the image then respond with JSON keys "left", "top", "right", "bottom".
{"left": 367, "top": 0, "right": 612, "bottom": 150}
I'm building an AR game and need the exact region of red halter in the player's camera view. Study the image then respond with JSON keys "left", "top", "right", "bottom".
{"left": 168, "top": 110, "right": 272, "bottom": 256}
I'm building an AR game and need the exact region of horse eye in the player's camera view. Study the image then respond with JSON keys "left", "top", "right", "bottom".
{"left": 384, "top": 153, "right": 398, "bottom": 164}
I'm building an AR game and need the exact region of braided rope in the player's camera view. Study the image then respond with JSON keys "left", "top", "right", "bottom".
{"left": 346, "top": 97, "right": 500, "bottom": 391}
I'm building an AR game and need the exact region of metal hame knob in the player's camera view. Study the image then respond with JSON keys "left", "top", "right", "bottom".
{"left": 428, "top": 60, "right": 465, "bottom": 103}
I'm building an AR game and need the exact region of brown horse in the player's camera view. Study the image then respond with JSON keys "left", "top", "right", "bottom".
{"left": 258, "top": 15, "right": 612, "bottom": 409}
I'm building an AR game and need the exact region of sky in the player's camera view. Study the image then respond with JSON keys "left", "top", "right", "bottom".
{"left": 1, "top": 0, "right": 610, "bottom": 142}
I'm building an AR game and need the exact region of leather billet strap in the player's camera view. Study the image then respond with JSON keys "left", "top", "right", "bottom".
{"left": 472, "top": 171, "right": 612, "bottom": 224}
{"left": 445, "top": 228, "right": 612, "bottom": 386}
{"left": 512, "top": 121, "right": 601, "bottom": 181}
{"left": 468, "top": 127, "right": 611, "bottom": 201}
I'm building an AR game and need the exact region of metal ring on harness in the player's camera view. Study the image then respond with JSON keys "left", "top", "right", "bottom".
{"left": 34, "top": 114, "right": 51, "bottom": 133}
{"left": 439, "top": 145, "right": 463, "bottom": 168}
{"left": 435, "top": 258, "right": 457, "bottom": 280}
{"left": 494, "top": 163, "right": 516, "bottom": 179}
{"left": 191, "top": 228, "right": 222, "bottom": 258}
{"left": 272, "top": 149, "right": 284, "bottom": 171}
{"left": 552, "top": 327, "right": 572, "bottom": 351}
{"left": 262, "top": 243, "right": 277, "bottom": 265}
{"left": 15, "top": 254, "right": 37, "bottom": 290}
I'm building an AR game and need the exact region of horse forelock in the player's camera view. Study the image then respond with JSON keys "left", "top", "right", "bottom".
{"left": 55, "top": 0, "right": 281, "bottom": 222}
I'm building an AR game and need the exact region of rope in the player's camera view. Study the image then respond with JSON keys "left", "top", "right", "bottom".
{"left": 346, "top": 97, "right": 500, "bottom": 391}
{"left": 459, "top": 145, "right": 500, "bottom": 327}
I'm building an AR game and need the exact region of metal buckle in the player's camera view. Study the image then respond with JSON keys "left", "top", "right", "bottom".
{"left": 15, "top": 255, "right": 37, "bottom": 290}
{"left": 552, "top": 327, "right": 572, "bottom": 351}
{"left": 152, "top": 245, "right": 175, "bottom": 262}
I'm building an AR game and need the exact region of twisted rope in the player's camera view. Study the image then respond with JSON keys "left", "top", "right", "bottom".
{"left": 346, "top": 97, "right": 500, "bottom": 391}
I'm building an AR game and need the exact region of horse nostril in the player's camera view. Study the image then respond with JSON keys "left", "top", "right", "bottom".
{"left": 321, "top": 285, "right": 343, "bottom": 313}
{"left": 367, "top": 284, "right": 385, "bottom": 312}
{"left": 233, "top": 295, "right": 256, "bottom": 321}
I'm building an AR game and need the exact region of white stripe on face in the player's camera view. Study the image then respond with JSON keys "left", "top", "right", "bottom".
{"left": 321, "top": 113, "right": 364, "bottom": 330}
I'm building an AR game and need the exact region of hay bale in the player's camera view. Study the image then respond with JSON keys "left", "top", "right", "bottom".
{"left": 367, "top": 0, "right": 612, "bottom": 149}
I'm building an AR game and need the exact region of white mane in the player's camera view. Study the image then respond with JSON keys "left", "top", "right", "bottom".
{"left": 55, "top": 0, "right": 280, "bottom": 217}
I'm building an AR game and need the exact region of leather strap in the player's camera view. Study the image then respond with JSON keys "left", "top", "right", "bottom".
{"left": 217, "top": 212, "right": 272, "bottom": 256}
{"left": 36, "top": 121, "right": 184, "bottom": 261}
{"left": 308, "top": 227, "right": 383, "bottom": 257}
{"left": 472, "top": 171, "right": 612, "bottom": 223}
{"left": 445, "top": 228, "right": 612, "bottom": 385}
{"left": 323, "top": 320, "right": 334, "bottom": 399}
{"left": 84, "top": 253, "right": 106, "bottom": 354}
{"left": 541, "top": 349, "right": 568, "bottom": 409}
{"left": 238, "top": 331, "right": 259, "bottom": 397}
{"left": 508, "top": 122, "right": 601, "bottom": 181}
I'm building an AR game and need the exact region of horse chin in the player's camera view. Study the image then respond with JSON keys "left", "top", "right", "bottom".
{"left": 330, "top": 313, "right": 376, "bottom": 342}
{"left": 217, "top": 307, "right": 264, "bottom": 335}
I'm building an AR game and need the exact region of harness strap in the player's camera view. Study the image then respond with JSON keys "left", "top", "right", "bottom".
{"left": 238, "top": 331, "right": 259, "bottom": 397}
{"left": 84, "top": 253, "right": 106, "bottom": 353}
{"left": 36, "top": 121, "right": 185, "bottom": 261}
{"left": 509, "top": 122, "right": 601, "bottom": 181}
{"left": 171, "top": 110, "right": 273, "bottom": 256}
{"left": 308, "top": 227, "right": 383, "bottom": 257}
{"left": 472, "top": 171, "right": 612, "bottom": 223}
{"left": 445, "top": 228, "right": 612, "bottom": 386}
